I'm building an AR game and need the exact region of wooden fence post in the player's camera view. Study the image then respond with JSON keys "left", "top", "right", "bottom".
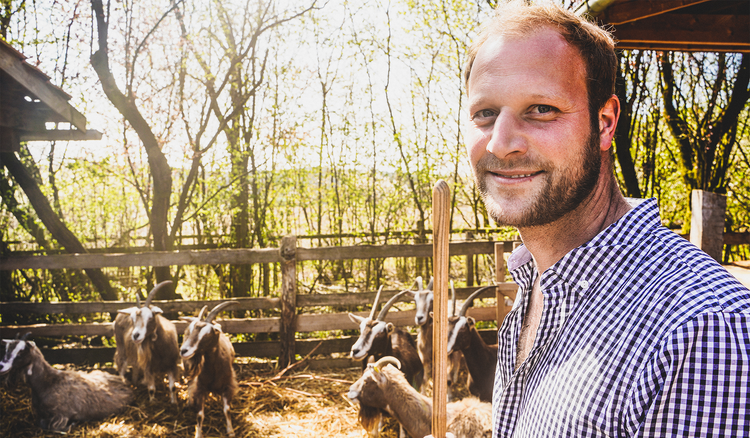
{"left": 690, "top": 190, "right": 726, "bottom": 263}
{"left": 279, "top": 235, "right": 297, "bottom": 369}
{"left": 465, "top": 231, "right": 474, "bottom": 286}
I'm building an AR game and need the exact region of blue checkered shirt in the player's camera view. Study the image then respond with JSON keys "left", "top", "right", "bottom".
{"left": 493, "top": 198, "right": 750, "bottom": 437}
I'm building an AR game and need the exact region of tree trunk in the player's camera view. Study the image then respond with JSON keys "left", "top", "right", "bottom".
{"left": 0, "top": 152, "right": 116, "bottom": 300}
{"left": 90, "top": 0, "right": 175, "bottom": 299}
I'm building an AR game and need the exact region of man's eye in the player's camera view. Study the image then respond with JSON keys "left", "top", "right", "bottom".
{"left": 473, "top": 109, "right": 496, "bottom": 120}
{"left": 535, "top": 105, "right": 553, "bottom": 114}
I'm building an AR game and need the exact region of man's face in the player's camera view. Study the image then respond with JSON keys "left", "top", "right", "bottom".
{"left": 466, "top": 27, "right": 604, "bottom": 228}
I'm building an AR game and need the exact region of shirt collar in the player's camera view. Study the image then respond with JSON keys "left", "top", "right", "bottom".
{"left": 508, "top": 198, "right": 662, "bottom": 291}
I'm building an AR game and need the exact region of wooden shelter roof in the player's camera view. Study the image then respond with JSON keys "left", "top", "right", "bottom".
{"left": 575, "top": 0, "right": 750, "bottom": 53}
{"left": 0, "top": 39, "right": 101, "bottom": 153}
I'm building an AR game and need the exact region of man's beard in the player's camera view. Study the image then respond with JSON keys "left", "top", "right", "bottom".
{"left": 474, "top": 129, "right": 602, "bottom": 228}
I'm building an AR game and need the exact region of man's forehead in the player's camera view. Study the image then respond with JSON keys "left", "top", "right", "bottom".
{"left": 468, "top": 27, "right": 585, "bottom": 93}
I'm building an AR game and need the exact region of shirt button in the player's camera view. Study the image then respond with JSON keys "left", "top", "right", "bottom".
{"left": 579, "top": 280, "right": 590, "bottom": 290}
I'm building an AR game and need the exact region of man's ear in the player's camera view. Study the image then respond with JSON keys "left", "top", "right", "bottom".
{"left": 598, "top": 94, "right": 620, "bottom": 151}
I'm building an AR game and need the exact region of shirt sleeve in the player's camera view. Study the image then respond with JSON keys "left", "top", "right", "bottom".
{"left": 625, "top": 311, "right": 750, "bottom": 437}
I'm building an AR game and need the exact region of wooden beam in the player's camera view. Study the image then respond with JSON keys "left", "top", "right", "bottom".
{"left": 0, "top": 127, "right": 20, "bottom": 152}
{"left": 601, "top": 0, "right": 712, "bottom": 25}
{"left": 0, "top": 241, "right": 514, "bottom": 271}
{"left": 613, "top": 14, "right": 750, "bottom": 52}
{"left": 0, "top": 44, "right": 88, "bottom": 132}
{"left": 20, "top": 129, "right": 103, "bottom": 142}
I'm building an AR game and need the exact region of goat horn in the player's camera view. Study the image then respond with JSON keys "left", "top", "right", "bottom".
{"left": 450, "top": 280, "right": 457, "bottom": 316}
{"left": 373, "top": 356, "right": 401, "bottom": 370}
{"left": 458, "top": 285, "right": 497, "bottom": 317}
{"left": 376, "top": 289, "right": 409, "bottom": 321}
{"left": 205, "top": 301, "right": 239, "bottom": 324}
{"left": 197, "top": 306, "right": 208, "bottom": 320}
{"left": 415, "top": 276, "right": 423, "bottom": 291}
{"left": 426, "top": 277, "right": 434, "bottom": 291}
{"left": 144, "top": 280, "right": 172, "bottom": 308}
{"left": 135, "top": 292, "right": 142, "bottom": 308}
{"left": 369, "top": 285, "right": 384, "bottom": 320}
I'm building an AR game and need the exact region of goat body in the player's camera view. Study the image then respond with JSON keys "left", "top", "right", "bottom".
{"left": 447, "top": 315, "right": 497, "bottom": 402}
{"left": 181, "top": 302, "right": 239, "bottom": 438}
{"left": 115, "top": 281, "right": 180, "bottom": 403}
{"left": 348, "top": 357, "right": 492, "bottom": 438}
{"left": 0, "top": 337, "right": 133, "bottom": 432}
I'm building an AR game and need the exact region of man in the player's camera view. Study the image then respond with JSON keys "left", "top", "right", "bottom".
{"left": 463, "top": 1, "right": 750, "bottom": 437}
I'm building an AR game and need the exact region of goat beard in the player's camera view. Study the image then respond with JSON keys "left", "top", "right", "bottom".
{"left": 183, "top": 355, "right": 204, "bottom": 381}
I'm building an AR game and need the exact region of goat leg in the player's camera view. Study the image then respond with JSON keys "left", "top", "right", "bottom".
{"left": 223, "top": 395, "right": 235, "bottom": 437}
{"left": 168, "top": 371, "right": 176, "bottom": 404}
{"left": 146, "top": 372, "right": 156, "bottom": 401}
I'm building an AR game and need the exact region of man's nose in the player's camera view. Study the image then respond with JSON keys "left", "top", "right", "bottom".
{"left": 485, "top": 111, "right": 528, "bottom": 158}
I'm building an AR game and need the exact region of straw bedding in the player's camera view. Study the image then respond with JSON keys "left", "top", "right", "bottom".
{"left": 0, "top": 358, "right": 403, "bottom": 438}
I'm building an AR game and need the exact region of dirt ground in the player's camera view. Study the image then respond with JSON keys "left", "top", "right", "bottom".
{"left": 0, "top": 358, "right": 404, "bottom": 438}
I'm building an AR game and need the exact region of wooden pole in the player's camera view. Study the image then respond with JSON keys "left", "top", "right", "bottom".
{"left": 690, "top": 189, "right": 727, "bottom": 262}
{"left": 432, "top": 180, "right": 450, "bottom": 438}
{"left": 279, "top": 235, "right": 297, "bottom": 369}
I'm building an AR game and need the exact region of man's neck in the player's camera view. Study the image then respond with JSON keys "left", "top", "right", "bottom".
{"left": 518, "top": 175, "right": 631, "bottom": 273}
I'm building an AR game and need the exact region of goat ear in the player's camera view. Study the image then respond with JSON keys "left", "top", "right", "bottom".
{"left": 179, "top": 316, "right": 197, "bottom": 322}
{"left": 349, "top": 313, "right": 365, "bottom": 324}
{"left": 150, "top": 306, "right": 164, "bottom": 315}
{"left": 467, "top": 316, "right": 476, "bottom": 326}
{"left": 385, "top": 322, "right": 395, "bottom": 335}
{"left": 429, "top": 311, "right": 434, "bottom": 318}
{"left": 118, "top": 308, "right": 135, "bottom": 316}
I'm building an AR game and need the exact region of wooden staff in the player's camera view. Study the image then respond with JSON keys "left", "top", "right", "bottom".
{"left": 432, "top": 180, "right": 450, "bottom": 438}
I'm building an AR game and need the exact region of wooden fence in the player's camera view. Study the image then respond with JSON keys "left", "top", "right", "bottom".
{"left": 0, "top": 238, "right": 520, "bottom": 368}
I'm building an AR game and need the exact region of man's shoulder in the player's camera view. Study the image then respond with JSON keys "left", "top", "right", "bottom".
{"left": 629, "top": 224, "right": 750, "bottom": 314}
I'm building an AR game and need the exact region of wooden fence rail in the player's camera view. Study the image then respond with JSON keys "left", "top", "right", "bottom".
{"left": 0, "top": 238, "right": 518, "bottom": 366}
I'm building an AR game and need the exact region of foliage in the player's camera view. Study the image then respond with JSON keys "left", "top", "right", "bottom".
{"left": 0, "top": 0, "right": 748, "bottom": 305}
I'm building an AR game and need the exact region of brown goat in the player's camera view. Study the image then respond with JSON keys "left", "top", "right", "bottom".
{"left": 0, "top": 334, "right": 133, "bottom": 432}
{"left": 348, "top": 356, "right": 492, "bottom": 438}
{"left": 180, "top": 301, "right": 239, "bottom": 438}
{"left": 348, "top": 286, "right": 424, "bottom": 390}
{"left": 115, "top": 280, "right": 180, "bottom": 403}
{"left": 410, "top": 277, "right": 466, "bottom": 399}
{"left": 447, "top": 285, "right": 498, "bottom": 403}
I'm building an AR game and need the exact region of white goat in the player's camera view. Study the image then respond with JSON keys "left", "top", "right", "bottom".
{"left": 180, "top": 301, "right": 239, "bottom": 438}
{"left": 114, "top": 280, "right": 180, "bottom": 403}
{"left": 0, "top": 334, "right": 134, "bottom": 432}
{"left": 348, "top": 356, "right": 492, "bottom": 438}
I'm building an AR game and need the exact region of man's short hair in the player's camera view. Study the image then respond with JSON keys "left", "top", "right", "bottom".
{"left": 464, "top": 0, "right": 617, "bottom": 122}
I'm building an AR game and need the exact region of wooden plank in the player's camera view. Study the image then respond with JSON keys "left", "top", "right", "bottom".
{"left": 0, "top": 241, "right": 510, "bottom": 271}
{"left": 0, "top": 308, "right": 502, "bottom": 340}
{"left": 0, "top": 285, "right": 517, "bottom": 315}
{"left": 613, "top": 14, "right": 750, "bottom": 51}
{"left": 0, "top": 42, "right": 87, "bottom": 131}
{"left": 0, "top": 296, "right": 282, "bottom": 314}
{"left": 0, "top": 247, "right": 282, "bottom": 270}
{"left": 20, "top": 129, "right": 103, "bottom": 142}
{"left": 30, "top": 332, "right": 498, "bottom": 366}
{"left": 601, "top": 0, "right": 712, "bottom": 25}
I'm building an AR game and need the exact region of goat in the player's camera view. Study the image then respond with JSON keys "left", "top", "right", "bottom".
{"left": 409, "top": 277, "right": 466, "bottom": 399}
{"left": 114, "top": 280, "right": 180, "bottom": 403}
{"left": 180, "top": 301, "right": 239, "bottom": 438}
{"left": 349, "top": 285, "right": 424, "bottom": 390}
{"left": 446, "top": 285, "right": 498, "bottom": 403}
{"left": 348, "top": 356, "right": 492, "bottom": 438}
{"left": 0, "top": 334, "right": 134, "bottom": 432}
{"left": 349, "top": 286, "right": 424, "bottom": 437}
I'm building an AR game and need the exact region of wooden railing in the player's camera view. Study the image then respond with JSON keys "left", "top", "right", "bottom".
{"left": 0, "top": 238, "right": 519, "bottom": 367}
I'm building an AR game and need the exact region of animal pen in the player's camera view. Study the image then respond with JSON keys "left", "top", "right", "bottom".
{"left": 0, "top": 237, "right": 520, "bottom": 368}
